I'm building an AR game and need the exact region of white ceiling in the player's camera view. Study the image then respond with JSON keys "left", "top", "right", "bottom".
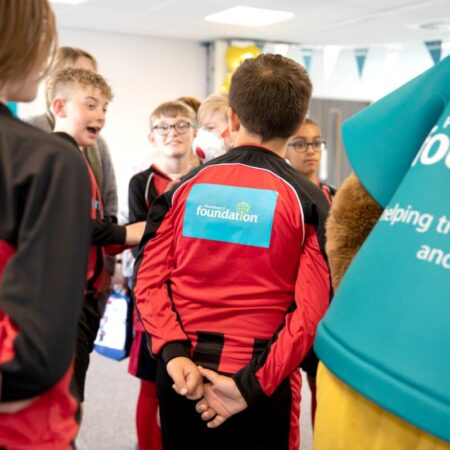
{"left": 52, "top": 0, "right": 450, "bottom": 46}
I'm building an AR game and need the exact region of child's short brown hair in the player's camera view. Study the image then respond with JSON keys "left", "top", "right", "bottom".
{"left": 229, "top": 53, "right": 312, "bottom": 142}
{"left": 50, "top": 68, "right": 113, "bottom": 102}
{"left": 49, "top": 47, "right": 97, "bottom": 77}
{"left": 150, "top": 101, "right": 196, "bottom": 129}
{"left": 177, "top": 96, "right": 201, "bottom": 114}
{"left": 45, "top": 47, "right": 98, "bottom": 111}
{"left": 0, "top": 0, "right": 57, "bottom": 89}
{"left": 304, "top": 117, "right": 320, "bottom": 127}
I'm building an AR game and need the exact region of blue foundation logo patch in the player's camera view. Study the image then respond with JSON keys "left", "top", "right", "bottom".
{"left": 182, "top": 184, "right": 278, "bottom": 248}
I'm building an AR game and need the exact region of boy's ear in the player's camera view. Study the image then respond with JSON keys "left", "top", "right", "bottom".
{"left": 147, "top": 132, "right": 155, "bottom": 145}
{"left": 228, "top": 107, "right": 240, "bottom": 132}
{"left": 52, "top": 98, "right": 67, "bottom": 118}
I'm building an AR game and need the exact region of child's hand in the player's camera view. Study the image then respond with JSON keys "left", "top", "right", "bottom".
{"left": 124, "top": 221, "right": 146, "bottom": 246}
{"left": 166, "top": 357, "right": 204, "bottom": 400}
{"left": 195, "top": 366, "right": 247, "bottom": 428}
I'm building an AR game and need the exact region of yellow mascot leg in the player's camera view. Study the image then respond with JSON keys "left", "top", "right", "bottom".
{"left": 314, "top": 363, "right": 450, "bottom": 450}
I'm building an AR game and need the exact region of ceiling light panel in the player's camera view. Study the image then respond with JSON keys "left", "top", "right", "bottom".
{"left": 205, "top": 6, "right": 295, "bottom": 27}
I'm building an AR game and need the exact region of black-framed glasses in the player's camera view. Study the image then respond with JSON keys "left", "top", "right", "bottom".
{"left": 152, "top": 121, "right": 193, "bottom": 136}
{"left": 287, "top": 139, "right": 326, "bottom": 153}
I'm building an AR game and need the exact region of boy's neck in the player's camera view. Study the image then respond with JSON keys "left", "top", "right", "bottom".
{"left": 155, "top": 155, "right": 190, "bottom": 178}
{"left": 53, "top": 125, "right": 84, "bottom": 152}
{"left": 53, "top": 123, "right": 83, "bottom": 151}
{"left": 234, "top": 128, "right": 288, "bottom": 158}
{"left": 308, "top": 174, "right": 320, "bottom": 185}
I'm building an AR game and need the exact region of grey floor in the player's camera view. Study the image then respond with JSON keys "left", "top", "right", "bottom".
{"left": 77, "top": 352, "right": 313, "bottom": 450}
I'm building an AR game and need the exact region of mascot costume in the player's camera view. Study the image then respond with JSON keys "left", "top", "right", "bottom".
{"left": 314, "top": 55, "right": 450, "bottom": 449}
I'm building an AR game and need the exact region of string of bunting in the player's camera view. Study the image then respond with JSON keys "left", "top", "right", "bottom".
{"left": 224, "top": 39, "right": 447, "bottom": 86}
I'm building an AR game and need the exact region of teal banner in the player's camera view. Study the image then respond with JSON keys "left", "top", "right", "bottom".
{"left": 315, "top": 58, "right": 450, "bottom": 442}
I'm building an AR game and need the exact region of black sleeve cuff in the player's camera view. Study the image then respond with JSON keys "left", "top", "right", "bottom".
{"left": 90, "top": 220, "right": 126, "bottom": 246}
{"left": 161, "top": 341, "right": 191, "bottom": 365}
{"left": 110, "top": 223, "right": 127, "bottom": 244}
{"left": 232, "top": 365, "right": 267, "bottom": 406}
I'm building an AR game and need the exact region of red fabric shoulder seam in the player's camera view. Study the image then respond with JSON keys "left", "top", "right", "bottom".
{"left": 0, "top": 239, "right": 15, "bottom": 278}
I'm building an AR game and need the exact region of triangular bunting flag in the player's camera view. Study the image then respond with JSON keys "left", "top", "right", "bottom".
{"left": 354, "top": 48, "right": 368, "bottom": 79}
{"left": 300, "top": 47, "right": 313, "bottom": 72}
{"left": 425, "top": 40, "right": 442, "bottom": 65}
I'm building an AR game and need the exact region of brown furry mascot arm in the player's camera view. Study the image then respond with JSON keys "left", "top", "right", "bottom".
{"left": 325, "top": 172, "right": 383, "bottom": 291}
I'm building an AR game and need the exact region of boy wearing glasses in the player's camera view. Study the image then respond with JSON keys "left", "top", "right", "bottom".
{"left": 133, "top": 54, "right": 331, "bottom": 450}
{"left": 128, "top": 101, "right": 196, "bottom": 223}
{"left": 286, "top": 118, "right": 336, "bottom": 204}
{"left": 128, "top": 100, "right": 196, "bottom": 450}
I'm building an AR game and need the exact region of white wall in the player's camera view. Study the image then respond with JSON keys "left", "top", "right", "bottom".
{"left": 19, "top": 28, "right": 207, "bottom": 217}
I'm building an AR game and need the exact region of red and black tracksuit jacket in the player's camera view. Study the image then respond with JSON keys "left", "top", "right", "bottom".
{"left": 320, "top": 182, "right": 336, "bottom": 205}
{"left": 0, "top": 104, "right": 91, "bottom": 449}
{"left": 53, "top": 133, "right": 127, "bottom": 402}
{"left": 300, "top": 180, "right": 336, "bottom": 378}
{"left": 133, "top": 145, "right": 331, "bottom": 407}
{"left": 128, "top": 165, "right": 171, "bottom": 380}
{"left": 54, "top": 132, "right": 127, "bottom": 290}
{"left": 128, "top": 164, "right": 173, "bottom": 223}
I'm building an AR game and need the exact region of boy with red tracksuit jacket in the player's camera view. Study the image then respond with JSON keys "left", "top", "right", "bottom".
{"left": 133, "top": 54, "right": 332, "bottom": 450}
{"left": 50, "top": 67, "right": 145, "bottom": 402}
{"left": 0, "top": 1, "right": 91, "bottom": 448}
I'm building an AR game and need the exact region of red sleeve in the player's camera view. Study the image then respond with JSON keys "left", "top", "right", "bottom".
{"left": 0, "top": 311, "right": 18, "bottom": 366}
{"left": 233, "top": 224, "right": 330, "bottom": 404}
{"left": 0, "top": 241, "right": 17, "bottom": 366}
{"left": 105, "top": 243, "right": 131, "bottom": 255}
{"left": 133, "top": 196, "right": 191, "bottom": 364}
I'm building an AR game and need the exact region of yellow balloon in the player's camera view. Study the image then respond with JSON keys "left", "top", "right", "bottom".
{"left": 221, "top": 73, "right": 232, "bottom": 94}
{"left": 222, "top": 45, "right": 261, "bottom": 93}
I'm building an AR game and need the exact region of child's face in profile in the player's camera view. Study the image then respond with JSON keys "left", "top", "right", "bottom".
{"left": 286, "top": 123, "right": 323, "bottom": 179}
{"left": 150, "top": 114, "right": 195, "bottom": 159}
{"left": 200, "top": 109, "right": 227, "bottom": 135}
{"left": 63, "top": 85, "right": 108, "bottom": 148}
{"left": 200, "top": 109, "right": 233, "bottom": 150}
